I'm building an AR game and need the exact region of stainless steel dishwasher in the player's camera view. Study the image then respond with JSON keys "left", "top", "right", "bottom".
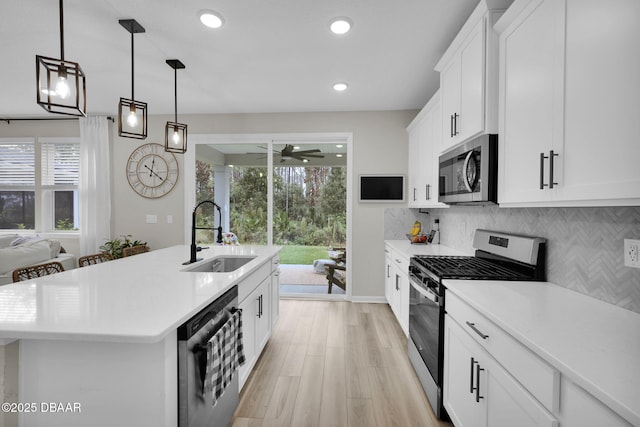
{"left": 178, "top": 285, "right": 239, "bottom": 427}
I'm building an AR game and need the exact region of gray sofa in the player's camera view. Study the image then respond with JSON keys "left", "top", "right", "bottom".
{"left": 0, "top": 234, "right": 76, "bottom": 285}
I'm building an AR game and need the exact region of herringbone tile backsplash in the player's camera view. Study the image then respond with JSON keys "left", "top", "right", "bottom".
{"left": 384, "top": 206, "right": 640, "bottom": 314}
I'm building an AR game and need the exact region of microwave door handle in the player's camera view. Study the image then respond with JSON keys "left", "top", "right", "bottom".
{"left": 462, "top": 151, "right": 474, "bottom": 192}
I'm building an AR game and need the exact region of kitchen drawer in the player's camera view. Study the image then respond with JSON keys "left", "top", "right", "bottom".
{"left": 446, "top": 290, "right": 560, "bottom": 413}
{"left": 390, "top": 250, "right": 410, "bottom": 274}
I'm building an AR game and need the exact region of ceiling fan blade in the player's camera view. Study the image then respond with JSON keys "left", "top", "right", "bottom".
{"left": 294, "top": 154, "right": 324, "bottom": 159}
{"left": 293, "top": 149, "right": 321, "bottom": 154}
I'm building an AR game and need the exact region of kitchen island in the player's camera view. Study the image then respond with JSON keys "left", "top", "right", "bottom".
{"left": 0, "top": 245, "right": 280, "bottom": 427}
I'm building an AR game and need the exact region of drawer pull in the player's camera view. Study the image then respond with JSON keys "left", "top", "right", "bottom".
{"left": 466, "top": 321, "right": 489, "bottom": 339}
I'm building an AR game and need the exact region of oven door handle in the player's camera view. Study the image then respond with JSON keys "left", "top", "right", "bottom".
{"left": 410, "top": 279, "right": 440, "bottom": 305}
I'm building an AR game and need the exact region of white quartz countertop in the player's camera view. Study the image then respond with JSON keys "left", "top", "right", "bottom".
{"left": 384, "top": 240, "right": 469, "bottom": 258}
{"left": 444, "top": 280, "right": 640, "bottom": 426}
{"left": 0, "top": 245, "right": 280, "bottom": 344}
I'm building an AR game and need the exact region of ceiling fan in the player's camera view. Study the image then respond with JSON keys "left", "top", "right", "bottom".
{"left": 251, "top": 144, "right": 325, "bottom": 162}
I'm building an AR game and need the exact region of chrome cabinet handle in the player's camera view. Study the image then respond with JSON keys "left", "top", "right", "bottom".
{"left": 476, "top": 365, "right": 484, "bottom": 402}
{"left": 395, "top": 275, "right": 399, "bottom": 291}
{"left": 466, "top": 321, "right": 489, "bottom": 339}
{"left": 387, "top": 264, "right": 390, "bottom": 278}
{"left": 549, "top": 150, "right": 559, "bottom": 189}
{"left": 413, "top": 187, "right": 417, "bottom": 201}
{"left": 426, "top": 184, "right": 431, "bottom": 200}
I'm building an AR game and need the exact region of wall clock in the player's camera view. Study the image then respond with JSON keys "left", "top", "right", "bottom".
{"left": 126, "top": 143, "right": 179, "bottom": 199}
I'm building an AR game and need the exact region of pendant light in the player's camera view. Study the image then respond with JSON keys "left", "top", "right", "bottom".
{"left": 118, "top": 19, "right": 147, "bottom": 139}
{"left": 36, "top": 0, "right": 87, "bottom": 116}
{"left": 165, "top": 59, "right": 187, "bottom": 153}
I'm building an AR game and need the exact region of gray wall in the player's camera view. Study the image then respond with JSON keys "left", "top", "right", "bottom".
{"left": 385, "top": 206, "right": 640, "bottom": 313}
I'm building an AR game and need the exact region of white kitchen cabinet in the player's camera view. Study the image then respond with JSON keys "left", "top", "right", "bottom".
{"left": 435, "top": 0, "right": 510, "bottom": 152}
{"left": 558, "top": 377, "right": 632, "bottom": 427}
{"left": 384, "top": 245, "right": 409, "bottom": 336}
{"left": 238, "top": 276, "right": 272, "bottom": 389}
{"left": 271, "top": 255, "right": 280, "bottom": 328}
{"left": 407, "top": 91, "right": 447, "bottom": 208}
{"left": 444, "top": 313, "right": 558, "bottom": 427}
{"left": 496, "top": 0, "right": 640, "bottom": 207}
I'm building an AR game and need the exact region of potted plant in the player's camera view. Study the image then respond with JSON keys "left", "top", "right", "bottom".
{"left": 99, "top": 235, "right": 148, "bottom": 259}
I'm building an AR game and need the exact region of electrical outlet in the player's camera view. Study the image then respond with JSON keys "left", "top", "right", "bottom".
{"left": 624, "top": 239, "right": 640, "bottom": 268}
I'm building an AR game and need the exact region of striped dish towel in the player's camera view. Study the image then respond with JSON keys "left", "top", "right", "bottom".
{"left": 204, "top": 309, "right": 245, "bottom": 406}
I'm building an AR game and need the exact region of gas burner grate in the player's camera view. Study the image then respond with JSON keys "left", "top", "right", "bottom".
{"left": 413, "top": 255, "right": 531, "bottom": 280}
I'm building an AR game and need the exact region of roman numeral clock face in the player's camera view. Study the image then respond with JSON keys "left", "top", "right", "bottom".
{"left": 126, "top": 143, "right": 179, "bottom": 199}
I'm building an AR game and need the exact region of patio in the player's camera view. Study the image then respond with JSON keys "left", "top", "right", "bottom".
{"left": 278, "top": 264, "right": 345, "bottom": 295}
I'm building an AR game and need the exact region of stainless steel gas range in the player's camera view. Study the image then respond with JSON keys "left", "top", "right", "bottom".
{"left": 407, "top": 229, "right": 546, "bottom": 420}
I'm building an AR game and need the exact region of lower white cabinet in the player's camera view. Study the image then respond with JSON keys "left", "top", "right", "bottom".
{"left": 384, "top": 245, "right": 409, "bottom": 336}
{"left": 271, "top": 255, "right": 280, "bottom": 328}
{"left": 444, "top": 313, "right": 558, "bottom": 427}
{"left": 238, "top": 276, "right": 272, "bottom": 389}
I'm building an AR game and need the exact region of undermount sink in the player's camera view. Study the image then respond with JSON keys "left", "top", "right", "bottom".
{"left": 182, "top": 255, "right": 257, "bottom": 273}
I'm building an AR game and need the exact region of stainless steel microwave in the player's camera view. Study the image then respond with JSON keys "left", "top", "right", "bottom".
{"left": 438, "top": 135, "right": 498, "bottom": 204}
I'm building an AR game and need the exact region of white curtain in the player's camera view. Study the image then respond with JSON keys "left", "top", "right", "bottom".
{"left": 79, "top": 116, "right": 111, "bottom": 255}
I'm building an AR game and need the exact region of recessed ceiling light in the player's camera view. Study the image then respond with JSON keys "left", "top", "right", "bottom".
{"left": 199, "top": 10, "right": 224, "bottom": 28}
{"left": 336, "top": 154, "right": 343, "bottom": 158}
{"left": 329, "top": 17, "right": 352, "bottom": 35}
{"left": 333, "top": 82, "right": 348, "bottom": 92}
{"left": 302, "top": 159, "right": 309, "bottom": 163}
{"left": 336, "top": 144, "right": 343, "bottom": 148}
{"left": 293, "top": 146, "right": 301, "bottom": 149}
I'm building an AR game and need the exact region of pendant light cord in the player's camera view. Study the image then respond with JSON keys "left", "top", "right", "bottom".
{"left": 174, "top": 68, "right": 178, "bottom": 123}
{"left": 59, "top": 0, "right": 65, "bottom": 60}
{"left": 130, "top": 32, "right": 135, "bottom": 101}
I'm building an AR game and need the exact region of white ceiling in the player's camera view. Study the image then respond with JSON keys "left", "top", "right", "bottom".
{"left": 1, "top": 0, "right": 478, "bottom": 118}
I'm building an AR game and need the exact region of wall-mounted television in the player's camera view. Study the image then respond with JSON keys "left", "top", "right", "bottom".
{"left": 359, "top": 175, "right": 405, "bottom": 202}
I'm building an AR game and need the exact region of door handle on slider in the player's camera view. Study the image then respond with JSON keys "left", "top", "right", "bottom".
{"left": 466, "top": 321, "right": 489, "bottom": 339}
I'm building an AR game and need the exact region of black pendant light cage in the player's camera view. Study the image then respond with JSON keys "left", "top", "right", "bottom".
{"left": 35, "top": 0, "right": 87, "bottom": 117}
{"left": 118, "top": 19, "right": 147, "bottom": 139}
{"left": 165, "top": 59, "right": 187, "bottom": 153}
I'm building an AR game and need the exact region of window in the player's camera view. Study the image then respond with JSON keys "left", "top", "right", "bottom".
{"left": 0, "top": 138, "right": 80, "bottom": 232}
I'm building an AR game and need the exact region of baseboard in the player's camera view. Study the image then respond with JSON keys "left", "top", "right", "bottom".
{"left": 348, "top": 296, "right": 388, "bottom": 304}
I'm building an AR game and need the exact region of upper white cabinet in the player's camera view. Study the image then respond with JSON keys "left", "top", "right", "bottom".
{"left": 435, "top": 0, "right": 511, "bottom": 152}
{"left": 407, "top": 90, "right": 447, "bottom": 208}
{"left": 496, "top": 0, "right": 640, "bottom": 207}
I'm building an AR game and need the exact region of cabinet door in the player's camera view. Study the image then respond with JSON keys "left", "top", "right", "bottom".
{"left": 558, "top": 0, "right": 640, "bottom": 203}
{"left": 484, "top": 352, "right": 558, "bottom": 427}
{"left": 384, "top": 251, "right": 393, "bottom": 304}
{"left": 444, "top": 315, "right": 485, "bottom": 427}
{"left": 441, "top": 57, "right": 462, "bottom": 151}
{"left": 458, "top": 18, "right": 486, "bottom": 143}
{"left": 271, "top": 268, "right": 280, "bottom": 328}
{"left": 238, "top": 291, "right": 257, "bottom": 389}
{"left": 498, "top": 0, "right": 565, "bottom": 204}
{"left": 407, "top": 117, "right": 425, "bottom": 208}
{"left": 255, "top": 278, "right": 271, "bottom": 353}
{"left": 397, "top": 270, "right": 409, "bottom": 336}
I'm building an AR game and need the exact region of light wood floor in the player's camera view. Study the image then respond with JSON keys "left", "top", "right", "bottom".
{"left": 231, "top": 299, "right": 454, "bottom": 427}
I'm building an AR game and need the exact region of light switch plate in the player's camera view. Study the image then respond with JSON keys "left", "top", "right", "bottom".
{"left": 624, "top": 239, "right": 640, "bottom": 268}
